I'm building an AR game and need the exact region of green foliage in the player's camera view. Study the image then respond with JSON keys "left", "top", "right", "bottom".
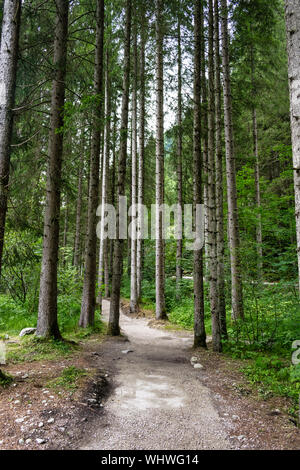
{"left": 6, "top": 337, "right": 77, "bottom": 364}
{"left": 0, "top": 370, "right": 13, "bottom": 387}
{"left": 47, "top": 366, "right": 88, "bottom": 391}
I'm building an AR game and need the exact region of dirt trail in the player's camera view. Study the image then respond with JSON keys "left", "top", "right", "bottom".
{"left": 79, "top": 300, "right": 231, "bottom": 450}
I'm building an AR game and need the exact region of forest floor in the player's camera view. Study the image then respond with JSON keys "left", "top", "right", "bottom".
{"left": 0, "top": 299, "right": 299, "bottom": 450}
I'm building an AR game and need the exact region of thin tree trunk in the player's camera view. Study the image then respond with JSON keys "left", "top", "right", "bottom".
{"left": 36, "top": 0, "right": 69, "bottom": 338}
{"left": 98, "top": 45, "right": 111, "bottom": 306}
{"left": 109, "top": 112, "right": 117, "bottom": 292}
{"left": 0, "top": 0, "right": 21, "bottom": 279}
{"left": 176, "top": 13, "right": 183, "bottom": 297}
{"left": 193, "top": 0, "right": 206, "bottom": 349}
{"left": 285, "top": 0, "right": 300, "bottom": 293}
{"left": 62, "top": 196, "right": 68, "bottom": 266}
{"left": 220, "top": 0, "right": 244, "bottom": 320}
{"left": 155, "top": 0, "right": 166, "bottom": 320}
{"left": 79, "top": 0, "right": 105, "bottom": 328}
{"left": 130, "top": 21, "right": 138, "bottom": 313}
{"left": 108, "top": 0, "right": 132, "bottom": 335}
{"left": 214, "top": 0, "right": 227, "bottom": 339}
{"left": 73, "top": 134, "right": 84, "bottom": 268}
{"left": 207, "top": 0, "right": 221, "bottom": 352}
{"left": 200, "top": 2, "right": 209, "bottom": 280}
{"left": 137, "top": 6, "right": 146, "bottom": 304}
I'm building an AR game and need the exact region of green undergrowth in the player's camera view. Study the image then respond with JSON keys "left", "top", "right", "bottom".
{"left": 46, "top": 365, "right": 89, "bottom": 391}
{"left": 0, "top": 293, "right": 105, "bottom": 365}
{"left": 0, "top": 370, "right": 13, "bottom": 387}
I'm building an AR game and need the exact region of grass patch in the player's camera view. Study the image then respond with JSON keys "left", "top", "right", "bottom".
{"left": 0, "top": 369, "right": 13, "bottom": 387}
{"left": 47, "top": 366, "right": 89, "bottom": 391}
{"left": 6, "top": 336, "right": 78, "bottom": 364}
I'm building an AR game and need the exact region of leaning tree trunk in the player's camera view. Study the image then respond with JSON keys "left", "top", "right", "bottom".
{"left": 176, "top": 14, "right": 183, "bottom": 297}
{"left": 214, "top": 0, "right": 227, "bottom": 339}
{"left": 130, "top": 21, "right": 138, "bottom": 313}
{"left": 0, "top": 0, "right": 21, "bottom": 279}
{"left": 108, "top": 0, "right": 132, "bottom": 335}
{"left": 79, "top": 0, "right": 105, "bottom": 328}
{"left": 155, "top": 0, "right": 166, "bottom": 320}
{"left": 193, "top": 0, "right": 206, "bottom": 349}
{"left": 36, "top": 0, "right": 69, "bottom": 338}
{"left": 220, "top": 0, "right": 244, "bottom": 320}
{"left": 285, "top": 0, "right": 300, "bottom": 293}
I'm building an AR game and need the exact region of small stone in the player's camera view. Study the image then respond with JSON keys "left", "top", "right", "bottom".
{"left": 21, "top": 374, "right": 29, "bottom": 379}
{"left": 193, "top": 363, "right": 204, "bottom": 369}
{"left": 14, "top": 400, "right": 20, "bottom": 404}
{"left": 47, "top": 418, "right": 54, "bottom": 424}
{"left": 0, "top": 440, "right": 3, "bottom": 445}
{"left": 87, "top": 398, "right": 97, "bottom": 404}
{"left": 190, "top": 356, "right": 198, "bottom": 364}
{"left": 237, "top": 435, "right": 246, "bottom": 441}
{"left": 15, "top": 417, "right": 25, "bottom": 423}
{"left": 121, "top": 349, "right": 133, "bottom": 354}
{"left": 18, "top": 439, "right": 24, "bottom": 445}
{"left": 38, "top": 422, "right": 44, "bottom": 428}
{"left": 269, "top": 409, "right": 281, "bottom": 416}
{"left": 19, "top": 328, "right": 36, "bottom": 337}
{"left": 232, "top": 415, "right": 240, "bottom": 421}
{"left": 36, "top": 438, "right": 46, "bottom": 444}
{"left": 58, "top": 427, "right": 65, "bottom": 433}
{"left": 25, "top": 439, "right": 32, "bottom": 444}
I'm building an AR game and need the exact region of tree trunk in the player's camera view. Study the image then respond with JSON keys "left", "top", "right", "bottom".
{"left": 220, "top": 0, "right": 244, "bottom": 320}
{"left": 155, "top": 0, "right": 166, "bottom": 320}
{"left": 176, "top": 13, "right": 183, "bottom": 297}
{"left": 285, "top": 0, "right": 300, "bottom": 293}
{"left": 79, "top": 0, "right": 105, "bottom": 328}
{"left": 98, "top": 45, "right": 111, "bottom": 307}
{"left": 207, "top": 0, "right": 221, "bottom": 352}
{"left": 36, "top": 0, "right": 69, "bottom": 338}
{"left": 200, "top": 1, "right": 209, "bottom": 281}
{"left": 73, "top": 134, "right": 84, "bottom": 268}
{"left": 193, "top": 0, "right": 206, "bottom": 349}
{"left": 0, "top": 0, "right": 21, "bottom": 279}
{"left": 108, "top": 0, "right": 132, "bottom": 335}
{"left": 137, "top": 7, "right": 146, "bottom": 304}
{"left": 130, "top": 21, "right": 138, "bottom": 313}
{"left": 214, "top": 0, "right": 227, "bottom": 339}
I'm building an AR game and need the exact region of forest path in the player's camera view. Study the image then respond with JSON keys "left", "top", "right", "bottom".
{"left": 79, "top": 300, "right": 230, "bottom": 450}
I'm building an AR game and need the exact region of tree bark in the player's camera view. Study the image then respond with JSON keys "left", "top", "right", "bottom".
{"left": 137, "top": 6, "right": 146, "bottom": 304}
{"left": 98, "top": 45, "right": 111, "bottom": 307}
{"left": 73, "top": 134, "right": 84, "bottom": 269}
{"left": 130, "top": 20, "right": 138, "bottom": 313}
{"left": 79, "top": 0, "right": 105, "bottom": 328}
{"left": 285, "top": 0, "right": 300, "bottom": 293}
{"left": 0, "top": 0, "right": 21, "bottom": 279}
{"left": 220, "top": 0, "right": 244, "bottom": 320}
{"left": 176, "top": 13, "right": 183, "bottom": 297}
{"left": 193, "top": 0, "right": 206, "bottom": 349}
{"left": 36, "top": 0, "right": 69, "bottom": 338}
{"left": 214, "top": 0, "right": 227, "bottom": 338}
{"left": 207, "top": 0, "right": 221, "bottom": 352}
{"left": 155, "top": 0, "right": 166, "bottom": 320}
{"left": 108, "top": 0, "right": 132, "bottom": 335}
